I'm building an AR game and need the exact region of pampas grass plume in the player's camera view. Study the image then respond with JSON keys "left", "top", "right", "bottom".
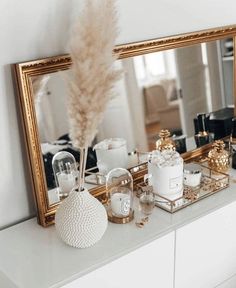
{"left": 67, "top": 0, "right": 122, "bottom": 149}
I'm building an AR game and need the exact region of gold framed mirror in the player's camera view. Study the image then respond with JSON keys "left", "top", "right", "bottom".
{"left": 14, "top": 25, "right": 236, "bottom": 227}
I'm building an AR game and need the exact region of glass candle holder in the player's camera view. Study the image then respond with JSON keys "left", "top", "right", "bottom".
{"left": 183, "top": 163, "right": 202, "bottom": 187}
{"left": 52, "top": 151, "right": 78, "bottom": 199}
{"left": 106, "top": 168, "right": 134, "bottom": 224}
{"left": 139, "top": 190, "right": 155, "bottom": 215}
{"left": 137, "top": 150, "right": 151, "bottom": 164}
{"left": 94, "top": 138, "right": 128, "bottom": 175}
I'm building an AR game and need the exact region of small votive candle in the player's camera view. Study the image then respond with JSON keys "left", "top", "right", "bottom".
{"left": 110, "top": 192, "right": 131, "bottom": 217}
{"left": 183, "top": 163, "right": 202, "bottom": 187}
{"left": 57, "top": 172, "right": 76, "bottom": 194}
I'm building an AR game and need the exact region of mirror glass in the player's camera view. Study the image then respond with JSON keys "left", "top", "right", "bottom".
{"left": 30, "top": 37, "right": 234, "bottom": 206}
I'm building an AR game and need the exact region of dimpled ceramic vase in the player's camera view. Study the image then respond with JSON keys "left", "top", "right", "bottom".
{"left": 55, "top": 188, "right": 108, "bottom": 248}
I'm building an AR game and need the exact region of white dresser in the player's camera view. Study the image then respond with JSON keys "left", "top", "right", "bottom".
{"left": 1, "top": 172, "right": 236, "bottom": 288}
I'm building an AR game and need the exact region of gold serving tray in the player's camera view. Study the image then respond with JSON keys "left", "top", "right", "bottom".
{"left": 137, "top": 163, "right": 229, "bottom": 213}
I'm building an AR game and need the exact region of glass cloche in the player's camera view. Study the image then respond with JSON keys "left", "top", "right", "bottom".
{"left": 106, "top": 168, "right": 134, "bottom": 224}
{"left": 52, "top": 151, "right": 78, "bottom": 199}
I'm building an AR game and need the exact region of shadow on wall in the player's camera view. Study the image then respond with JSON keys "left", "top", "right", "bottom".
{"left": 0, "top": 64, "right": 36, "bottom": 230}
{"left": 0, "top": 0, "right": 77, "bottom": 229}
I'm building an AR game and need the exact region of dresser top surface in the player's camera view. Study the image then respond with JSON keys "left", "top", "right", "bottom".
{"left": 1, "top": 169, "right": 236, "bottom": 288}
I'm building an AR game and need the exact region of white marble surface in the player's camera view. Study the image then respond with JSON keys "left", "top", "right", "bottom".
{"left": 1, "top": 168, "right": 236, "bottom": 288}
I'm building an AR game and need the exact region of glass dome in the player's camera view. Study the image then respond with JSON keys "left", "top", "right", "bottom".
{"left": 52, "top": 151, "right": 78, "bottom": 199}
{"left": 106, "top": 168, "right": 134, "bottom": 224}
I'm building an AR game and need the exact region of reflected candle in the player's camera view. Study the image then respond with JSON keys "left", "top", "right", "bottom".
{"left": 110, "top": 193, "right": 130, "bottom": 217}
{"left": 57, "top": 172, "right": 76, "bottom": 194}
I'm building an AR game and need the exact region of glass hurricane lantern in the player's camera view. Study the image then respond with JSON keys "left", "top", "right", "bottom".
{"left": 106, "top": 168, "right": 134, "bottom": 224}
{"left": 52, "top": 151, "right": 78, "bottom": 200}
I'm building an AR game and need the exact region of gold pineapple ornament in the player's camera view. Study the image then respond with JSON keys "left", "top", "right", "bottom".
{"left": 156, "top": 129, "right": 176, "bottom": 151}
{"left": 208, "top": 140, "right": 229, "bottom": 172}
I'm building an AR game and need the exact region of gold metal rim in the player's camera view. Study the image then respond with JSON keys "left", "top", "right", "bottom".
{"left": 115, "top": 24, "right": 236, "bottom": 59}
{"left": 108, "top": 210, "right": 134, "bottom": 224}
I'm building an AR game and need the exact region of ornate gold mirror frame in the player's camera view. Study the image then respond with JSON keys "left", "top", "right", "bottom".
{"left": 14, "top": 25, "right": 236, "bottom": 227}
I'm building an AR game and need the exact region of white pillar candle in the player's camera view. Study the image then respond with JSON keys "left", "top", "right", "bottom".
{"left": 183, "top": 163, "right": 202, "bottom": 187}
{"left": 94, "top": 138, "right": 128, "bottom": 175}
{"left": 57, "top": 172, "right": 76, "bottom": 194}
{"left": 110, "top": 193, "right": 130, "bottom": 217}
{"left": 147, "top": 150, "right": 184, "bottom": 200}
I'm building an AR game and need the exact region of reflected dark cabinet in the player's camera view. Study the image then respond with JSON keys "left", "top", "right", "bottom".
{"left": 193, "top": 107, "right": 234, "bottom": 140}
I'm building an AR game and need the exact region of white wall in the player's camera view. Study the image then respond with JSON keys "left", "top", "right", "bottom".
{"left": 1, "top": 0, "right": 236, "bottom": 229}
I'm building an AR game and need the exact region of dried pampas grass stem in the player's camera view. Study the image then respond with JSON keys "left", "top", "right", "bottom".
{"left": 66, "top": 0, "right": 122, "bottom": 191}
{"left": 67, "top": 0, "right": 122, "bottom": 149}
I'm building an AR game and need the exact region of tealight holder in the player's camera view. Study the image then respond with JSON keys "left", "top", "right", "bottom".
{"left": 52, "top": 151, "right": 78, "bottom": 200}
{"left": 106, "top": 168, "right": 134, "bottom": 224}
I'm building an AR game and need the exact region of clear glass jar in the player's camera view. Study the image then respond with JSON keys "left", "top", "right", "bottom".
{"left": 183, "top": 163, "right": 202, "bottom": 187}
{"left": 106, "top": 168, "right": 134, "bottom": 224}
{"left": 52, "top": 151, "right": 78, "bottom": 199}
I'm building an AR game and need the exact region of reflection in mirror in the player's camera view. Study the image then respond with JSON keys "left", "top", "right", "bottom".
{"left": 30, "top": 37, "right": 234, "bottom": 207}
{"left": 130, "top": 37, "right": 234, "bottom": 150}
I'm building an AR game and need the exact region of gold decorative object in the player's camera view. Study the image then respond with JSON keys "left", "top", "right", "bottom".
{"left": 135, "top": 222, "right": 144, "bottom": 228}
{"left": 183, "top": 186, "right": 199, "bottom": 201}
{"left": 156, "top": 129, "right": 176, "bottom": 151}
{"left": 115, "top": 25, "right": 236, "bottom": 59}
{"left": 208, "top": 140, "right": 229, "bottom": 172}
{"left": 108, "top": 210, "right": 134, "bottom": 224}
{"left": 135, "top": 217, "right": 149, "bottom": 228}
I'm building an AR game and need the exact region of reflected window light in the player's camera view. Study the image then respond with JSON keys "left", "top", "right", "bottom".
{"left": 144, "top": 52, "right": 166, "bottom": 76}
{"left": 133, "top": 55, "right": 146, "bottom": 80}
{"left": 133, "top": 50, "right": 177, "bottom": 82}
{"left": 201, "top": 43, "right": 212, "bottom": 112}
{"left": 201, "top": 43, "right": 208, "bottom": 65}
{"left": 165, "top": 50, "right": 177, "bottom": 78}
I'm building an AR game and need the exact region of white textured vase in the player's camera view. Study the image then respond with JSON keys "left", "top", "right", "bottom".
{"left": 55, "top": 188, "right": 108, "bottom": 248}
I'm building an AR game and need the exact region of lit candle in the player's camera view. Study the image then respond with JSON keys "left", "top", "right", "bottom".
{"left": 57, "top": 172, "right": 76, "bottom": 195}
{"left": 111, "top": 193, "right": 130, "bottom": 217}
